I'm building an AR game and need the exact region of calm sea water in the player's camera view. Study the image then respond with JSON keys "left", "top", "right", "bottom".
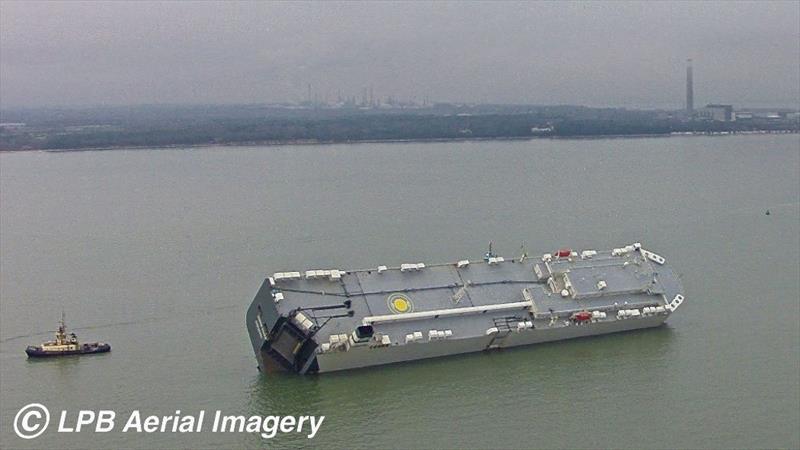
{"left": 1, "top": 135, "right": 798, "bottom": 449}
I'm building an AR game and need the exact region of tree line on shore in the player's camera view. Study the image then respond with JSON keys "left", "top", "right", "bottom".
{"left": 1, "top": 109, "right": 797, "bottom": 151}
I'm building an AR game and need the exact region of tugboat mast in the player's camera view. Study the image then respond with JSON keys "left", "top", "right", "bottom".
{"left": 57, "top": 310, "right": 67, "bottom": 344}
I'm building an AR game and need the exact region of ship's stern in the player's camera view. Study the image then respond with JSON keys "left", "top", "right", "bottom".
{"left": 246, "top": 278, "right": 319, "bottom": 374}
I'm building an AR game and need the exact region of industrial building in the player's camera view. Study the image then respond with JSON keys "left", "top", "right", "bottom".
{"left": 698, "top": 104, "right": 734, "bottom": 122}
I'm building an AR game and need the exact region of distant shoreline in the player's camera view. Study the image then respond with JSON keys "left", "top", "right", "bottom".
{"left": 1, "top": 129, "right": 796, "bottom": 154}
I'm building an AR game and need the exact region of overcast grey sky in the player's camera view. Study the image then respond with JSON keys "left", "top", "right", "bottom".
{"left": 1, "top": 1, "right": 798, "bottom": 109}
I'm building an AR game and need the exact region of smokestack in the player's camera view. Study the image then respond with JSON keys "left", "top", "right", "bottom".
{"left": 686, "top": 59, "right": 694, "bottom": 113}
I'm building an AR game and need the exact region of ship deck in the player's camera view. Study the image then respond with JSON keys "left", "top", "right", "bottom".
{"left": 259, "top": 246, "right": 681, "bottom": 345}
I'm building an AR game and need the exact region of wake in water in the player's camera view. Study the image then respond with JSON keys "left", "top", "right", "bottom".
{"left": 0, "top": 303, "right": 239, "bottom": 344}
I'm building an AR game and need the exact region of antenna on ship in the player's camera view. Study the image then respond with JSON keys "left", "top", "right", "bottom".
{"left": 519, "top": 241, "right": 528, "bottom": 262}
{"left": 55, "top": 308, "right": 67, "bottom": 344}
{"left": 484, "top": 241, "right": 496, "bottom": 261}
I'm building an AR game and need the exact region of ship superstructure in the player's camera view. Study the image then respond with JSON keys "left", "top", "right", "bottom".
{"left": 246, "top": 243, "right": 684, "bottom": 374}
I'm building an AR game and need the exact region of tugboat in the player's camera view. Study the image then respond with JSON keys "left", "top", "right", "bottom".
{"left": 25, "top": 312, "right": 110, "bottom": 357}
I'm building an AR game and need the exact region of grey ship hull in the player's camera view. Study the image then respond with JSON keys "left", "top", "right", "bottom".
{"left": 246, "top": 243, "right": 684, "bottom": 374}
{"left": 313, "top": 315, "right": 666, "bottom": 372}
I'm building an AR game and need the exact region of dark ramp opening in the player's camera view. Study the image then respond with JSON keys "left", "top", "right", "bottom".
{"left": 355, "top": 325, "right": 374, "bottom": 341}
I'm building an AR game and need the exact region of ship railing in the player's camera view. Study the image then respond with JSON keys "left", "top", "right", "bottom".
{"left": 362, "top": 299, "right": 533, "bottom": 325}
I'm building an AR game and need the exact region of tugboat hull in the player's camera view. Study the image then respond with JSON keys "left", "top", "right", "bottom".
{"left": 25, "top": 343, "right": 111, "bottom": 358}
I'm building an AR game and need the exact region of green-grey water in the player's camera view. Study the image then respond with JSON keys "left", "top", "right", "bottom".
{"left": 1, "top": 135, "right": 798, "bottom": 449}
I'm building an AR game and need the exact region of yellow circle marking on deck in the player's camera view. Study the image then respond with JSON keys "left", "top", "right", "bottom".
{"left": 387, "top": 293, "right": 413, "bottom": 314}
{"left": 392, "top": 298, "right": 409, "bottom": 312}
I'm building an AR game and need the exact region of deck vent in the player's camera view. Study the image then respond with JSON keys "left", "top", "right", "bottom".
{"left": 617, "top": 309, "right": 641, "bottom": 319}
{"left": 273, "top": 272, "right": 302, "bottom": 281}
{"left": 666, "top": 294, "right": 684, "bottom": 311}
{"left": 516, "top": 321, "right": 534, "bottom": 330}
{"left": 612, "top": 245, "right": 636, "bottom": 256}
{"left": 641, "top": 250, "right": 666, "bottom": 265}
{"left": 405, "top": 331, "right": 424, "bottom": 343}
{"left": 292, "top": 312, "right": 315, "bottom": 331}
{"left": 427, "top": 329, "right": 449, "bottom": 340}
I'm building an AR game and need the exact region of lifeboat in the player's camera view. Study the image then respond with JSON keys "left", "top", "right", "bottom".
{"left": 555, "top": 248, "right": 572, "bottom": 258}
{"left": 571, "top": 311, "right": 592, "bottom": 323}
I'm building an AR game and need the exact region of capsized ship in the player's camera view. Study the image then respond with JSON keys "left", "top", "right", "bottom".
{"left": 246, "top": 243, "right": 684, "bottom": 374}
{"left": 25, "top": 312, "right": 111, "bottom": 357}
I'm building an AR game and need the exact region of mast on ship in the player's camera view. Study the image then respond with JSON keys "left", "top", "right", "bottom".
{"left": 56, "top": 310, "right": 67, "bottom": 344}
{"left": 484, "top": 241, "right": 496, "bottom": 261}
